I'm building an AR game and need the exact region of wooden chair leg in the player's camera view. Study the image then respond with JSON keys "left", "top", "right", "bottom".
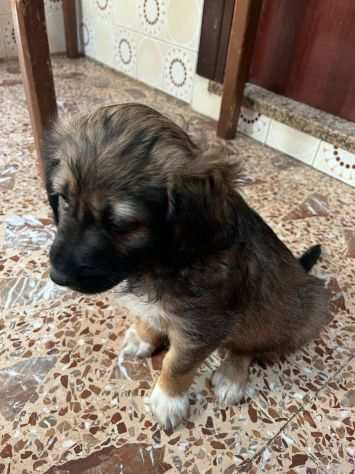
{"left": 217, "top": 0, "right": 262, "bottom": 140}
{"left": 11, "top": 0, "right": 58, "bottom": 181}
{"left": 63, "top": 0, "right": 80, "bottom": 58}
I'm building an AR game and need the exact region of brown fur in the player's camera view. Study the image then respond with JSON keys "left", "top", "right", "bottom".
{"left": 45, "top": 104, "right": 330, "bottom": 421}
{"left": 135, "top": 318, "right": 167, "bottom": 349}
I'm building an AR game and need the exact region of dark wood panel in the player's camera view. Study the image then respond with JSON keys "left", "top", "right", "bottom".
{"left": 218, "top": 0, "right": 263, "bottom": 139}
{"left": 250, "top": 0, "right": 355, "bottom": 121}
{"left": 11, "top": 0, "right": 57, "bottom": 181}
{"left": 198, "top": 0, "right": 355, "bottom": 122}
{"left": 249, "top": 0, "right": 307, "bottom": 93}
{"left": 215, "top": 0, "right": 235, "bottom": 83}
{"left": 196, "top": 0, "right": 227, "bottom": 80}
{"left": 63, "top": 0, "right": 80, "bottom": 58}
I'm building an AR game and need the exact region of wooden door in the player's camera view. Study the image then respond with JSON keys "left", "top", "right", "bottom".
{"left": 197, "top": 0, "right": 355, "bottom": 121}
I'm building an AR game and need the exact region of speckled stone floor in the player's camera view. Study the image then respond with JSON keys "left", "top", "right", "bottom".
{"left": 0, "top": 56, "right": 354, "bottom": 474}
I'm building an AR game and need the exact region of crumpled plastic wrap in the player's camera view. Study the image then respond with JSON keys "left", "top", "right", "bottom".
{"left": 0, "top": 277, "right": 69, "bottom": 311}
{"left": 4, "top": 215, "right": 56, "bottom": 250}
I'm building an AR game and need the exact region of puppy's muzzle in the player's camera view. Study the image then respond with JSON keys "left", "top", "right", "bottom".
{"left": 49, "top": 266, "right": 76, "bottom": 287}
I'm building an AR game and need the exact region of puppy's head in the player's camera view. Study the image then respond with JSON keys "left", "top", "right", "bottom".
{"left": 45, "top": 104, "right": 242, "bottom": 294}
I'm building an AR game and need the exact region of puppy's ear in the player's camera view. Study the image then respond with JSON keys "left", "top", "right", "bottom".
{"left": 168, "top": 149, "right": 243, "bottom": 260}
{"left": 43, "top": 125, "right": 61, "bottom": 225}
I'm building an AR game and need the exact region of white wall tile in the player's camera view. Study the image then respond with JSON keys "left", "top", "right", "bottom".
{"left": 191, "top": 75, "right": 221, "bottom": 120}
{"left": 238, "top": 107, "right": 271, "bottom": 143}
{"left": 113, "top": 26, "right": 138, "bottom": 79}
{"left": 162, "top": 45, "right": 197, "bottom": 102}
{"left": 136, "top": 35, "right": 164, "bottom": 90}
{"left": 112, "top": 0, "right": 138, "bottom": 30}
{"left": 93, "top": 16, "right": 115, "bottom": 68}
{"left": 313, "top": 141, "right": 355, "bottom": 187}
{"left": 266, "top": 120, "right": 320, "bottom": 165}
{"left": 165, "top": 0, "right": 203, "bottom": 51}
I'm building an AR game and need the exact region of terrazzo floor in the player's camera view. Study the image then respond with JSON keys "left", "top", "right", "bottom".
{"left": 0, "top": 56, "right": 354, "bottom": 474}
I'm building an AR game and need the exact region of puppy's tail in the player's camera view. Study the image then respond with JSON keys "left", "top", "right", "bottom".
{"left": 299, "top": 244, "right": 321, "bottom": 272}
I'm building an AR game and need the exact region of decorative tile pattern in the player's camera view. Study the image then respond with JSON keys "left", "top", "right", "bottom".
{"left": 94, "top": 0, "right": 113, "bottom": 19}
{"left": 237, "top": 107, "right": 272, "bottom": 144}
{"left": 162, "top": 45, "right": 197, "bottom": 102}
{"left": 80, "top": 0, "right": 203, "bottom": 102}
{"left": 0, "top": 55, "right": 354, "bottom": 473}
{"left": 113, "top": 26, "right": 137, "bottom": 78}
{"left": 79, "top": 21, "right": 94, "bottom": 58}
{"left": 314, "top": 141, "right": 355, "bottom": 187}
{"left": 137, "top": 0, "right": 167, "bottom": 37}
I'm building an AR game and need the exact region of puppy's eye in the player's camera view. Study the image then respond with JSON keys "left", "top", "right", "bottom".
{"left": 115, "top": 221, "right": 146, "bottom": 234}
{"left": 107, "top": 219, "right": 146, "bottom": 235}
{"left": 59, "top": 194, "right": 69, "bottom": 210}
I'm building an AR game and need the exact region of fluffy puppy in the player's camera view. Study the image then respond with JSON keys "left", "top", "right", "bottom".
{"left": 45, "top": 104, "right": 330, "bottom": 430}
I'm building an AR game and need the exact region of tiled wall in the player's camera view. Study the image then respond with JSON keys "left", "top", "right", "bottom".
{"left": 0, "top": 0, "right": 66, "bottom": 58}
{"left": 240, "top": 111, "right": 355, "bottom": 188}
{"left": 79, "top": 0, "right": 204, "bottom": 103}
{"left": 192, "top": 76, "right": 355, "bottom": 188}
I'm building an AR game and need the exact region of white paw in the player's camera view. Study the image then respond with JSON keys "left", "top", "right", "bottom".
{"left": 211, "top": 370, "right": 246, "bottom": 407}
{"left": 119, "top": 326, "right": 154, "bottom": 359}
{"left": 148, "top": 384, "right": 190, "bottom": 430}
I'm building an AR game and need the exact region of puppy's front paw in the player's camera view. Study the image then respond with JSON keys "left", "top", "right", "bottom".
{"left": 120, "top": 326, "right": 154, "bottom": 359}
{"left": 211, "top": 370, "right": 246, "bottom": 407}
{"left": 148, "top": 384, "right": 190, "bottom": 430}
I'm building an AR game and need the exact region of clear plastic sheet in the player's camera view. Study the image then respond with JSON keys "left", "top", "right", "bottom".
{"left": 0, "top": 356, "right": 57, "bottom": 421}
{"left": 4, "top": 215, "right": 55, "bottom": 250}
{"left": 0, "top": 277, "right": 69, "bottom": 311}
{"left": 0, "top": 164, "right": 18, "bottom": 191}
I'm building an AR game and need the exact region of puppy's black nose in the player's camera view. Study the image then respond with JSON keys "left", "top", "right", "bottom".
{"left": 50, "top": 267, "right": 74, "bottom": 287}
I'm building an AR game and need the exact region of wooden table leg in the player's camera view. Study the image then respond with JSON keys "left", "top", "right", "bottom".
{"left": 11, "top": 0, "right": 58, "bottom": 181}
{"left": 217, "top": 0, "right": 262, "bottom": 140}
{"left": 63, "top": 0, "right": 80, "bottom": 58}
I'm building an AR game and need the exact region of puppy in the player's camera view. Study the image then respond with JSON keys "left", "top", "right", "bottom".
{"left": 44, "top": 104, "right": 330, "bottom": 430}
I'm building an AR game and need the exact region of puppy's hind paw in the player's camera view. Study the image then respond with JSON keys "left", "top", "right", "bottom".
{"left": 119, "top": 326, "right": 154, "bottom": 359}
{"left": 211, "top": 370, "right": 246, "bottom": 407}
{"left": 147, "top": 384, "right": 190, "bottom": 431}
